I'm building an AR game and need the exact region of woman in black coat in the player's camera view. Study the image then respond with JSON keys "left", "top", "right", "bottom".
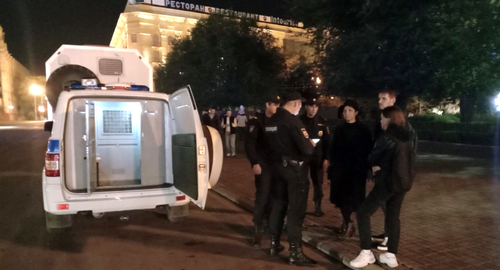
{"left": 327, "top": 99, "right": 373, "bottom": 238}
{"left": 350, "top": 106, "right": 415, "bottom": 269}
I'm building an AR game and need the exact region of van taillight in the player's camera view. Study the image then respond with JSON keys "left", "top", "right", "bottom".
{"left": 45, "top": 153, "right": 60, "bottom": 177}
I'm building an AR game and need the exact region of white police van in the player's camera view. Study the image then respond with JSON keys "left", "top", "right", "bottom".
{"left": 43, "top": 45, "right": 223, "bottom": 232}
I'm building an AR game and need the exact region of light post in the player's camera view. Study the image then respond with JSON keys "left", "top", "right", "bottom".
{"left": 30, "top": 85, "right": 43, "bottom": 120}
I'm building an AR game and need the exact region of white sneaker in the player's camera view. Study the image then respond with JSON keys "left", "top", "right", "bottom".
{"left": 226, "top": 153, "right": 230, "bottom": 157}
{"left": 379, "top": 252, "right": 399, "bottom": 268}
{"left": 350, "top": 250, "right": 375, "bottom": 268}
{"left": 377, "top": 237, "right": 388, "bottom": 251}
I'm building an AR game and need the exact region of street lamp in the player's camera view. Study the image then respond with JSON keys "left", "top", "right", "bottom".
{"left": 495, "top": 93, "right": 500, "bottom": 112}
{"left": 30, "top": 85, "right": 43, "bottom": 120}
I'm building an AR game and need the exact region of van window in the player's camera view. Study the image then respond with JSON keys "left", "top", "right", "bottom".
{"left": 64, "top": 98, "right": 172, "bottom": 192}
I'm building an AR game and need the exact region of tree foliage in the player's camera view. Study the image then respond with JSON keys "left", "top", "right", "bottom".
{"left": 288, "top": 0, "right": 500, "bottom": 121}
{"left": 155, "top": 15, "right": 286, "bottom": 109}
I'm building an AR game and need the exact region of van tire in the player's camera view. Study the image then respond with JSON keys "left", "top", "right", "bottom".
{"left": 45, "top": 211, "right": 72, "bottom": 233}
{"left": 46, "top": 65, "right": 98, "bottom": 109}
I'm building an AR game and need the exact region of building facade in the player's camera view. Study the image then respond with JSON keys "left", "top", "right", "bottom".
{"left": 110, "top": 0, "right": 314, "bottom": 69}
{"left": 0, "top": 25, "right": 32, "bottom": 120}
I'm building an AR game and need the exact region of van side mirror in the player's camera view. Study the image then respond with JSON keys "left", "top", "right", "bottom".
{"left": 44, "top": 121, "right": 53, "bottom": 132}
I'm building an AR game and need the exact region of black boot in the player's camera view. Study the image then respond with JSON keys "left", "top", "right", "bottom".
{"left": 252, "top": 226, "right": 263, "bottom": 247}
{"left": 289, "top": 242, "right": 318, "bottom": 267}
{"left": 314, "top": 201, "right": 324, "bottom": 217}
{"left": 269, "top": 235, "right": 284, "bottom": 256}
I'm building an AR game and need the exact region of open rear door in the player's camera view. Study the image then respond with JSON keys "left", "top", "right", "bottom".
{"left": 169, "top": 86, "right": 209, "bottom": 209}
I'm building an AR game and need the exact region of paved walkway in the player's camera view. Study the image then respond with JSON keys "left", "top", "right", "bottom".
{"left": 212, "top": 152, "right": 500, "bottom": 270}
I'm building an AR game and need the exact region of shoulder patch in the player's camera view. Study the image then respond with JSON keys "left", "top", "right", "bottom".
{"left": 265, "top": 126, "right": 278, "bottom": 133}
{"left": 301, "top": 128, "right": 309, "bottom": 138}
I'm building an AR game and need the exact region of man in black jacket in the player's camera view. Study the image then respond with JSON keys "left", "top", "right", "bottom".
{"left": 372, "top": 89, "right": 418, "bottom": 250}
{"left": 201, "top": 108, "right": 220, "bottom": 130}
{"left": 245, "top": 94, "right": 281, "bottom": 247}
{"left": 265, "top": 91, "right": 317, "bottom": 267}
{"left": 300, "top": 97, "right": 330, "bottom": 217}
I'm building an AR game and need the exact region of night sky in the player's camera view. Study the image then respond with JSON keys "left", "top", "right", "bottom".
{"left": 0, "top": 0, "right": 287, "bottom": 76}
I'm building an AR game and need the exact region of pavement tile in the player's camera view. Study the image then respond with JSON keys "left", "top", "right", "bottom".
{"left": 213, "top": 152, "right": 500, "bottom": 270}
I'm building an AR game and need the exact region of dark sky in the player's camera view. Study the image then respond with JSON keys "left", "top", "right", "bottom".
{"left": 0, "top": 0, "right": 288, "bottom": 76}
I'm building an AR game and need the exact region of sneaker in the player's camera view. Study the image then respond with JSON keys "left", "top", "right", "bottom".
{"left": 350, "top": 250, "right": 375, "bottom": 268}
{"left": 226, "top": 153, "right": 230, "bottom": 157}
{"left": 232, "top": 153, "right": 236, "bottom": 156}
{"left": 377, "top": 237, "right": 388, "bottom": 251}
{"left": 371, "top": 233, "right": 385, "bottom": 242}
{"left": 379, "top": 252, "right": 398, "bottom": 268}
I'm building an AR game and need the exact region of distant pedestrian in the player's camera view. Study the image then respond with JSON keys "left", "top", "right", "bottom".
{"left": 265, "top": 91, "right": 317, "bottom": 267}
{"left": 221, "top": 110, "right": 237, "bottom": 156}
{"left": 244, "top": 95, "right": 281, "bottom": 246}
{"left": 201, "top": 108, "right": 221, "bottom": 131}
{"left": 236, "top": 107, "right": 248, "bottom": 144}
{"left": 327, "top": 99, "right": 373, "bottom": 238}
{"left": 300, "top": 97, "right": 330, "bottom": 217}
{"left": 350, "top": 106, "right": 416, "bottom": 269}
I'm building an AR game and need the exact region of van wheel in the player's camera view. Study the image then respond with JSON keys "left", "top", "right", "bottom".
{"left": 45, "top": 211, "right": 72, "bottom": 233}
{"left": 45, "top": 65, "right": 98, "bottom": 109}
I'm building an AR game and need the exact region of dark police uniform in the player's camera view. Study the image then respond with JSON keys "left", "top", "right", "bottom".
{"left": 265, "top": 106, "right": 314, "bottom": 245}
{"left": 300, "top": 99, "right": 330, "bottom": 214}
{"left": 245, "top": 112, "right": 276, "bottom": 229}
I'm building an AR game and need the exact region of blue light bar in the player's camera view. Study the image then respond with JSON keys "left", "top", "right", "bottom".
{"left": 70, "top": 83, "right": 86, "bottom": 89}
{"left": 130, "top": 85, "right": 150, "bottom": 91}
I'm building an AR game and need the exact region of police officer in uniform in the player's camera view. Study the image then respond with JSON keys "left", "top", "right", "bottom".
{"left": 300, "top": 97, "right": 330, "bottom": 217}
{"left": 265, "top": 91, "right": 317, "bottom": 267}
{"left": 244, "top": 94, "right": 282, "bottom": 247}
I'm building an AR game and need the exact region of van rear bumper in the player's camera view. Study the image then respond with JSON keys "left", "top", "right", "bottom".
{"left": 43, "top": 178, "right": 189, "bottom": 215}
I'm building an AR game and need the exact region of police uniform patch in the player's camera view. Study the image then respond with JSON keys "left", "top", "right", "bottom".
{"left": 249, "top": 125, "right": 255, "bottom": 133}
{"left": 318, "top": 130, "right": 323, "bottom": 137}
{"left": 301, "top": 128, "right": 309, "bottom": 138}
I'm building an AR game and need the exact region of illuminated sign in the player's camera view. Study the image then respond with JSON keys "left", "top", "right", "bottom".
{"left": 130, "top": 0, "right": 303, "bottom": 28}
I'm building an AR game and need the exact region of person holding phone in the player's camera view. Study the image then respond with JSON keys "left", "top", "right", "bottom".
{"left": 327, "top": 99, "right": 373, "bottom": 238}
{"left": 300, "top": 97, "right": 330, "bottom": 217}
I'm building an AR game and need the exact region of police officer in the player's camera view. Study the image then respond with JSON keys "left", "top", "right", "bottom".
{"left": 300, "top": 97, "right": 330, "bottom": 217}
{"left": 244, "top": 94, "right": 282, "bottom": 247}
{"left": 265, "top": 91, "right": 317, "bottom": 267}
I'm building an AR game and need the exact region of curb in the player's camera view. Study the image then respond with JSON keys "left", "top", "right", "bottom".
{"left": 212, "top": 183, "right": 387, "bottom": 270}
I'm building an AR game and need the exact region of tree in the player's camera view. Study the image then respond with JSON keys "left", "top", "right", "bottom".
{"left": 288, "top": 0, "right": 500, "bottom": 121}
{"left": 288, "top": 0, "right": 435, "bottom": 109}
{"left": 427, "top": 0, "right": 500, "bottom": 122}
{"left": 155, "top": 15, "right": 286, "bottom": 109}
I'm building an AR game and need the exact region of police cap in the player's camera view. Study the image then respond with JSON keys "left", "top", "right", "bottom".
{"left": 305, "top": 97, "right": 320, "bottom": 106}
{"left": 282, "top": 91, "right": 305, "bottom": 103}
{"left": 266, "top": 94, "right": 282, "bottom": 104}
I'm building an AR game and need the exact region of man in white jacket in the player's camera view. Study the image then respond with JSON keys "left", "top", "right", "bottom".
{"left": 221, "top": 110, "right": 237, "bottom": 156}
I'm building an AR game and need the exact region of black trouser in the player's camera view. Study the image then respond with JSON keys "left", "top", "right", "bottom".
{"left": 253, "top": 162, "right": 274, "bottom": 228}
{"left": 269, "top": 161, "right": 309, "bottom": 243}
{"left": 356, "top": 182, "right": 406, "bottom": 254}
{"left": 308, "top": 158, "right": 324, "bottom": 202}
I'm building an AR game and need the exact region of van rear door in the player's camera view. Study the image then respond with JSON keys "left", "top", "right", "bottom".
{"left": 169, "top": 86, "right": 208, "bottom": 209}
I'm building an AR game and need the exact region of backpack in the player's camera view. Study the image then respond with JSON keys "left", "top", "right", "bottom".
{"left": 388, "top": 135, "right": 416, "bottom": 193}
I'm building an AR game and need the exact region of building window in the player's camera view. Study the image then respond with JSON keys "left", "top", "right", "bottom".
{"left": 168, "top": 36, "right": 175, "bottom": 46}
{"left": 153, "top": 51, "right": 161, "bottom": 63}
{"left": 152, "top": 34, "right": 160, "bottom": 47}
{"left": 131, "top": 34, "right": 137, "bottom": 43}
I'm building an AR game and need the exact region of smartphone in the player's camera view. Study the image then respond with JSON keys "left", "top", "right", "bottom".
{"left": 312, "top": 138, "right": 320, "bottom": 144}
